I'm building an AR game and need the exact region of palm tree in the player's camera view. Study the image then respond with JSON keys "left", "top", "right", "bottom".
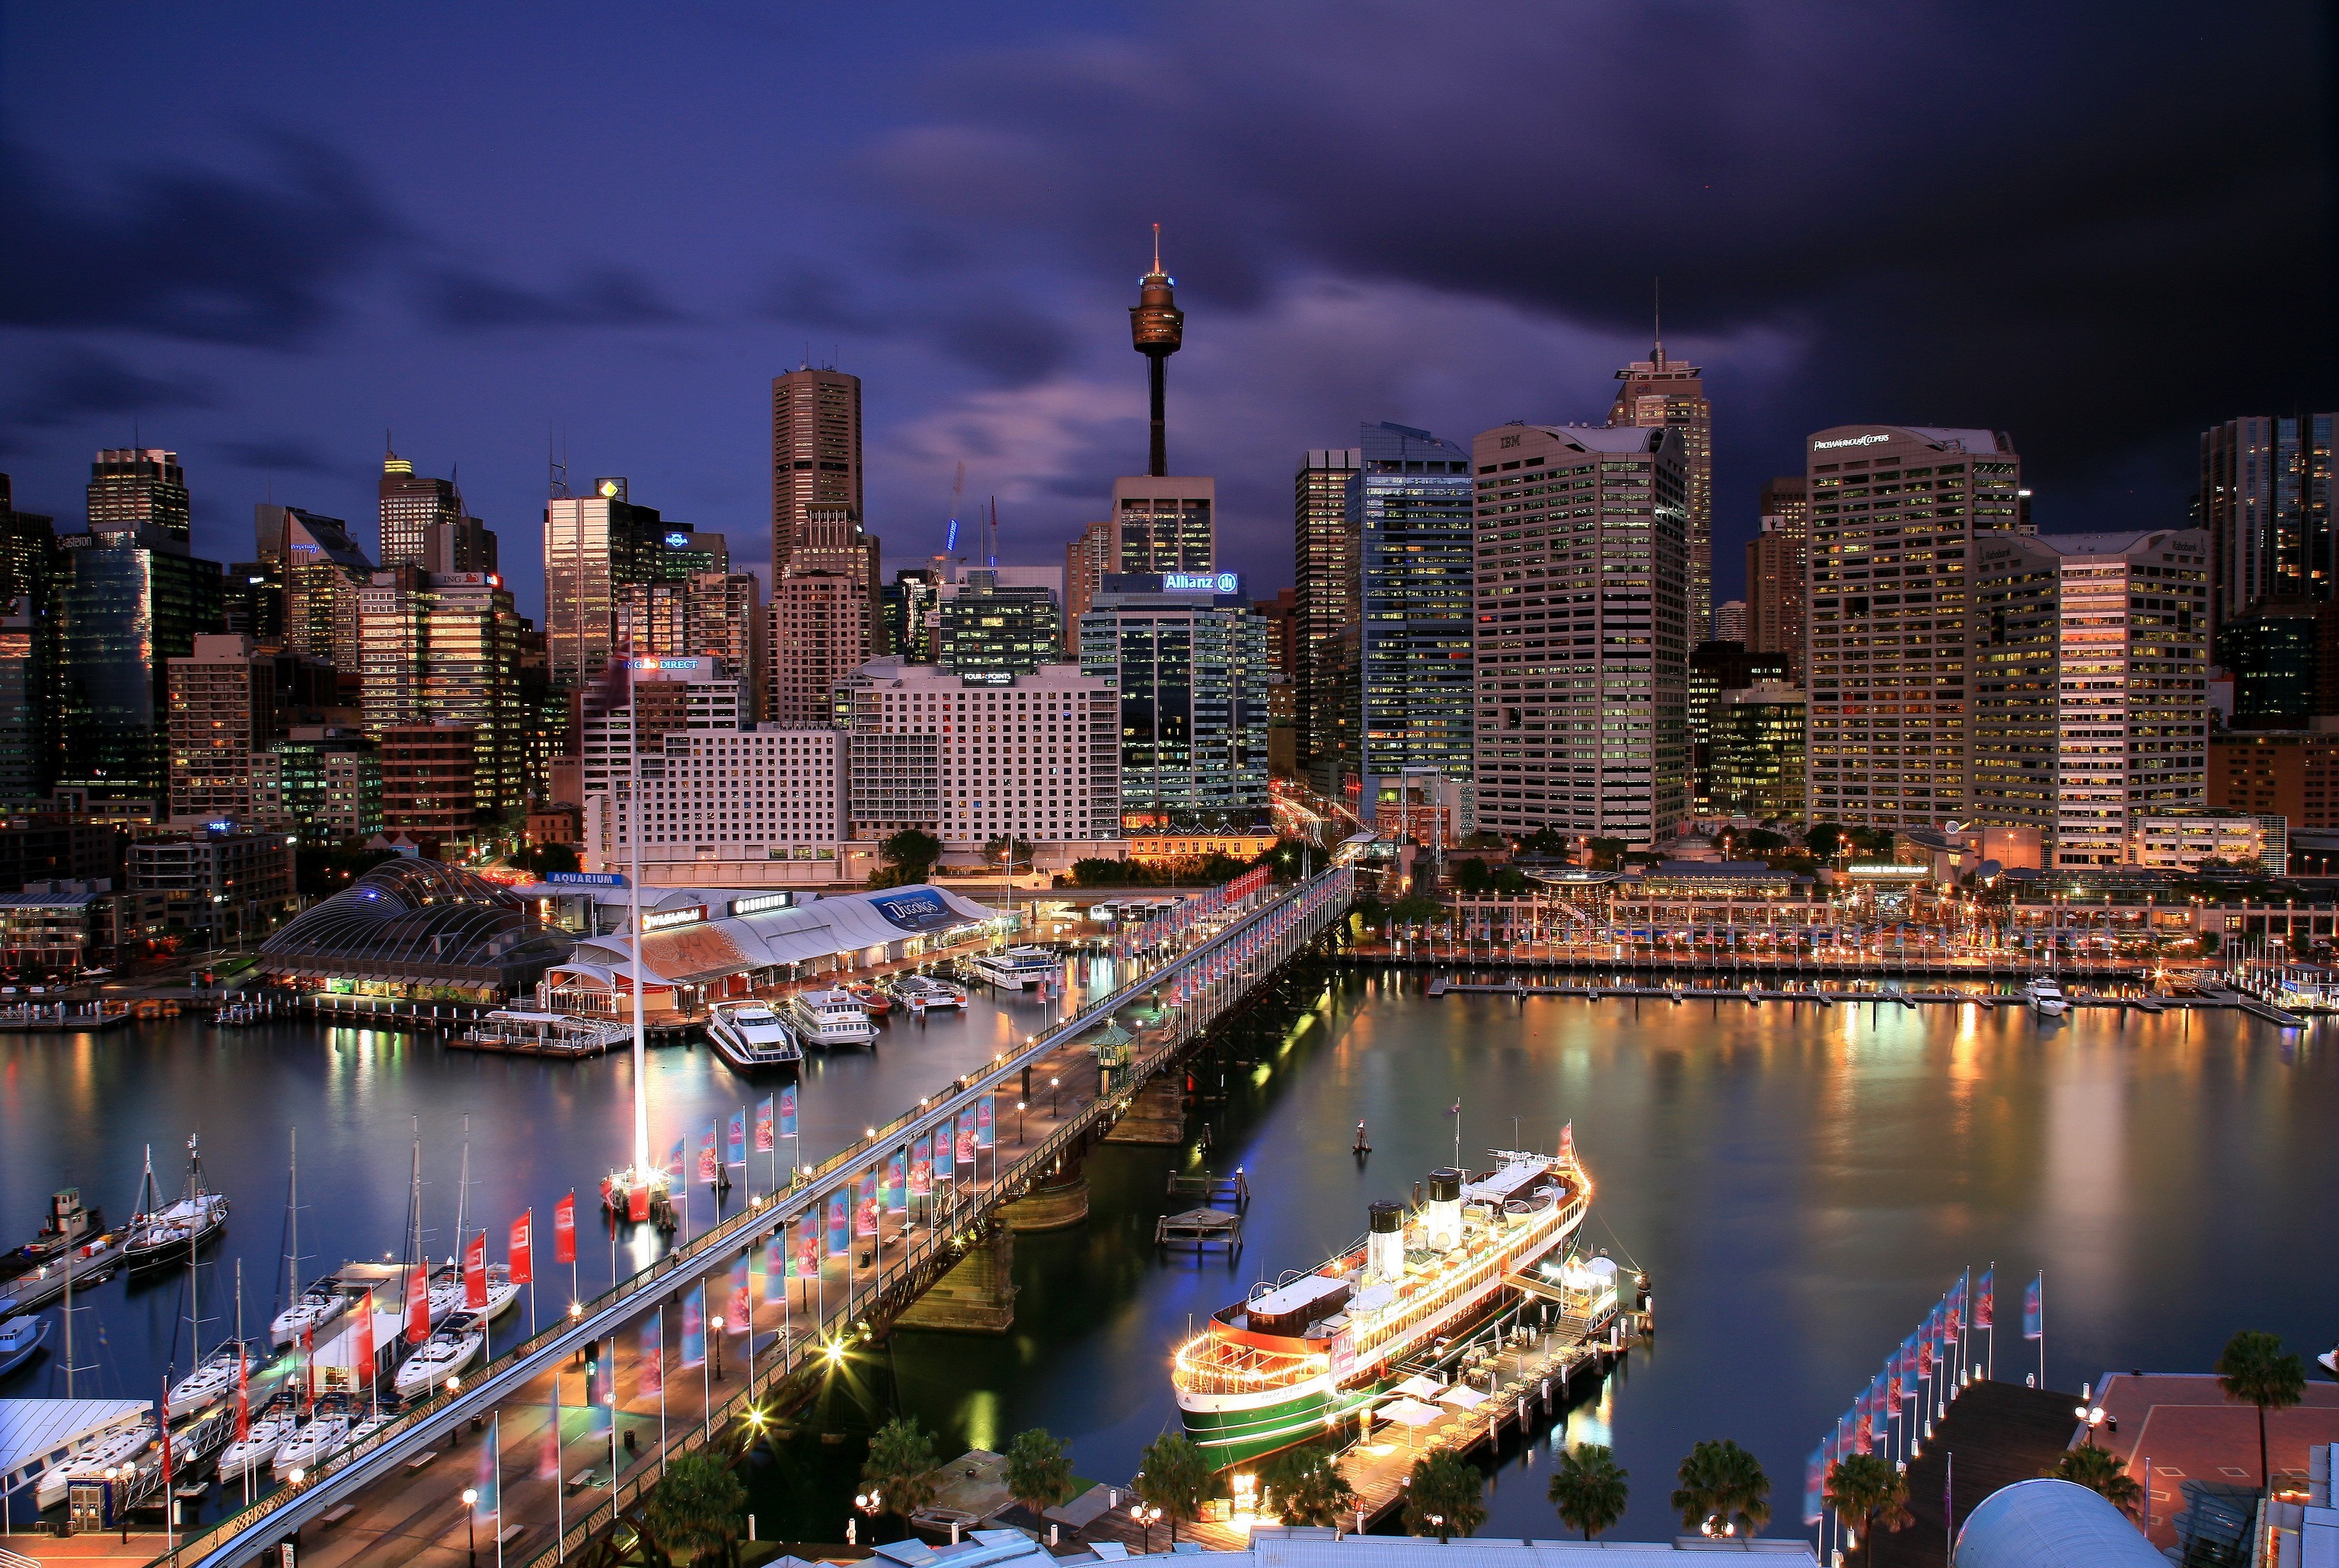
{"left": 1262, "top": 1445, "right": 1358, "bottom": 1528}
{"left": 1825, "top": 1454, "right": 1911, "bottom": 1561}
{"left": 642, "top": 1450, "right": 746, "bottom": 1566}
{"left": 1671, "top": 1439, "right": 1771, "bottom": 1538}
{"left": 1547, "top": 1444, "right": 1629, "bottom": 1541}
{"left": 1135, "top": 1432, "right": 1212, "bottom": 1544}
{"left": 2216, "top": 1331, "right": 2305, "bottom": 1496}
{"left": 1402, "top": 1451, "right": 1487, "bottom": 1541}
{"left": 2045, "top": 1445, "right": 2143, "bottom": 1515}
{"left": 1004, "top": 1428, "right": 1079, "bottom": 1523}
{"left": 861, "top": 1415, "right": 940, "bottom": 1525}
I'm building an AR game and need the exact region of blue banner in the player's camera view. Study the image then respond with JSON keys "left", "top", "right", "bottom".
{"left": 679, "top": 1284, "right": 707, "bottom": 1369}
{"left": 827, "top": 1190, "right": 849, "bottom": 1254}
{"left": 780, "top": 1085, "right": 798, "bottom": 1139}
{"left": 886, "top": 1149, "right": 907, "bottom": 1213}
{"left": 727, "top": 1110, "right": 746, "bottom": 1167}
{"left": 975, "top": 1097, "right": 994, "bottom": 1150}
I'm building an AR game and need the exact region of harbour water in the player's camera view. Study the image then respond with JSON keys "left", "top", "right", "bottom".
{"left": 4, "top": 965, "right": 2334, "bottom": 1545}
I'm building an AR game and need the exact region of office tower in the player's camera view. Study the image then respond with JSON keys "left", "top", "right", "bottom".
{"left": 256, "top": 504, "right": 375, "bottom": 671}
{"left": 1744, "top": 476, "right": 1810, "bottom": 674}
{"left": 1713, "top": 601, "right": 1747, "bottom": 642}
{"left": 1111, "top": 476, "right": 1215, "bottom": 574}
{"left": 767, "top": 570, "right": 872, "bottom": 726}
{"left": 88, "top": 448, "right": 190, "bottom": 543}
{"left": 377, "top": 448, "right": 473, "bottom": 569}
{"left": 420, "top": 515, "right": 497, "bottom": 574}
{"left": 250, "top": 727, "right": 382, "bottom": 843}
{"left": 881, "top": 569, "right": 943, "bottom": 664}
{"left": 1805, "top": 425, "right": 2023, "bottom": 829}
{"left": 2200, "top": 413, "right": 2337, "bottom": 626}
{"left": 0, "top": 476, "right": 62, "bottom": 798}
{"left": 0, "top": 607, "right": 42, "bottom": 802}
{"left": 1970, "top": 527, "right": 2210, "bottom": 867}
{"left": 358, "top": 567, "right": 525, "bottom": 821}
{"left": 937, "top": 569, "right": 1061, "bottom": 684}
{"left": 1064, "top": 520, "right": 1115, "bottom": 651}
{"left": 165, "top": 634, "right": 279, "bottom": 824}
{"left": 772, "top": 366, "right": 866, "bottom": 566}
{"left": 1293, "top": 445, "right": 1362, "bottom": 793}
{"left": 58, "top": 450, "right": 225, "bottom": 799}
{"left": 2213, "top": 601, "right": 2318, "bottom": 728}
{"left": 1687, "top": 641, "right": 1791, "bottom": 812}
{"left": 378, "top": 722, "right": 480, "bottom": 842}
{"left": 578, "top": 655, "right": 745, "bottom": 801}
{"left": 1710, "top": 682, "right": 1808, "bottom": 821}
{"left": 1471, "top": 423, "right": 1692, "bottom": 846}
{"left": 2212, "top": 731, "right": 2339, "bottom": 830}
{"left": 1610, "top": 345, "right": 1710, "bottom": 637}
{"left": 1078, "top": 572, "right": 1270, "bottom": 822}
{"left": 1254, "top": 587, "right": 1299, "bottom": 739}
{"left": 543, "top": 477, "right": 716, "bottom": 690}
{"left": 584, "top": 724, "right": 842, "bottom": 875}
{"left": 1355, "top": 422, "right": 1476, "bottom": 810}
{"left": 614, "top": 572, "right": 766, "bottom": 719}
{"left": 1129, "top": 227, "right": 1185, "bottom": 476}
{"left": 835, "top": 657, "right": 1119, "bottom": 850}
{"left": 223, "top": 561, "right": 285, "bottom": 645}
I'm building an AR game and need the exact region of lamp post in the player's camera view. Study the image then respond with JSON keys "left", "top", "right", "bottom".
{"left": 1131, "top": 1502, "right": 1163, "bottom": 1552}
{"left": 711, "top": 1315, "right": 725, "bottom": 1380}
{"left": 855, "top": 1488, "right": 882, "bottom": 1545}
{"left": 461, "top": 1487, "right": 480, "bottom": 1567}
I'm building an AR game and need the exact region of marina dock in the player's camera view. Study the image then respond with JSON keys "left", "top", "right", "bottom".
{"left": 1154, "top": 1208, "right": 1243, "bottom": 1251}
{"left": 1418, "top": 975, "right": 2310, "bottom": 1026}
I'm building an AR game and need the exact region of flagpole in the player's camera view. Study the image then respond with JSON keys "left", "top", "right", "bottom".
{"left": 493, "top": 1410, "right": 506, "bottom": 1568}
{"left": 552, "top": 1382, "right": 564, "bottom": 1564}
{"left": 659, "top": 1305, "right": 668, "bottom": 1472}
{"left": 2038, "top": 1270, "right": 2046, "bottom": 1390}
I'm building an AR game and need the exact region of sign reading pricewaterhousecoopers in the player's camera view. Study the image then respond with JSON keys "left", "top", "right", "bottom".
{"left": 547, "top": 872, "right": 628, "bottom": 888}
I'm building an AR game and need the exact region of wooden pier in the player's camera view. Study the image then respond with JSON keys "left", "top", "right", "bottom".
{"left": 1154, "top": 1208, "right": 1243, "bottom": 1252}
{"left": 1166, "top": 1169, "right": 1250, "bottom": 1209}
{"left": 1418, "top": 975, "right": 2308, "bottom": 1025}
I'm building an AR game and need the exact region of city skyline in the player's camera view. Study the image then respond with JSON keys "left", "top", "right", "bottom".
{"left": 3, "top": 4, "right": 2327, "bottom": 623}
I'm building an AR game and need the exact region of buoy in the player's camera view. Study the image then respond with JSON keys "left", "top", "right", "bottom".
{"left": 1354, "top": 1120, "right": 1371, "bottom": 1155}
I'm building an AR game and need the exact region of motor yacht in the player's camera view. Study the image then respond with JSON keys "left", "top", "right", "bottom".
{"left": 783, "top": 989, "right": 876, "bottom": 1048}
{"left": 704, "top": 1000, "right": 804, "bottom": 1070}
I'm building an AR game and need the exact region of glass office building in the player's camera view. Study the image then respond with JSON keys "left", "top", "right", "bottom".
{"left": 1079, "top": 573, "right": 1269, "bottom": 821}
{"left": 57, "top": 526, "right": 225, "bottom": 799}
{"left": 1357, "top": 422, "right": 1476, "bottom": 804}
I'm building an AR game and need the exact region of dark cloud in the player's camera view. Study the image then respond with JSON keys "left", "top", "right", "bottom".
{"left": 0, "top": 132, "right": 396, "bottom": 347}
{"left": 216, "top": 436, "right": 343, "bottom": 475}
{"left": 758, "top": 263, "right": 893, "bottom": 334}
{"left": 423, "top": 267, "right": 688, "bottom": 330}
{"left": 7, "top": 348, "right": 215, "bottom": 429}
{"left": 937, "top": 302, "right": 1070, "bottom": 386}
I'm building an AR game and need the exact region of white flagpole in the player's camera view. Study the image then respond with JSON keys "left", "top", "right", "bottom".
{"left": 493, "top": 1410, "right": 506, "bottom": 1568}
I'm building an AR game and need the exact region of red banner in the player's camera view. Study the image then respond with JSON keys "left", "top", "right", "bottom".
{"left": 554, "top": 1191, "right": 576, "bottom": 1264}
{"left": 235, "top": 1351, "right": 250, "bottom": 1442}
{"left": 509, "top": 1211, "right": 533, "bottom": 1285}
{"left": 406, "top": 1263, "right": 432, "bottom": 1343}
{"left": 463, "top": 1232, "right": 488, "bottom": 1309}
{"left": 630, "top": 1184, "right": 649, "bottom": 1222}
{"left": 352, "top": 1289, "right": 376, "bottom": 1387}
{"left": 1225, "top": 865, "right": 1271, "bottom": 902}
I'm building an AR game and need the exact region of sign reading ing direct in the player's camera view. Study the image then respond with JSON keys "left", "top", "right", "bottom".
{"left": 1812, "top": 433, "right": 1894, "bottom": 451}
{"left": 1162, "top": 572, "right": 1241, "bottom": 594}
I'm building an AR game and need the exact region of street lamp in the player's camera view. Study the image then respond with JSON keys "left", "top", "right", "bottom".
{"left": 1016, "top": 1100, "right": 1027, "bottom": 1142}
{"left": 1130, "top": 1501, "right": 1163, "bottom": 1551}
{"left": 855, "top": 1488, "right": 883, "bottom": 1544}
{"left": 461, "top": 1487, "right": 480, "bottom": 1567}
{"left": 711, "top": 1315, "right": 725, "bottom": 1378}
{"left": 1050, "top": 1076, "right": 1061, "bottom": 1114}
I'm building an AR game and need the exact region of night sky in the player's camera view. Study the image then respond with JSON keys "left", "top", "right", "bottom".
{"left": 2, "top": 2, "right": 2331, "bottom": 621}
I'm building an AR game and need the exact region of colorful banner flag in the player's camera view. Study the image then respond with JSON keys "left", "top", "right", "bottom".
{"left": 855, "top": 1170, "right": 879, "bottom": 1238}
{"left": 554, "top": 1191, "right": 576, "bottom": 1265}
{"left": 1919, "top": 1311, "right": 1936, "bottom": 1377}
{"left": 589, "top": 1338, "right": 613, "bottom": 1432}
{"left": 697, "top": 1121, "right": 720, "bottom": 1184}
{"left": 1868, "top": 1376, "right": 1888, "bottom": 1441}
{"left": 680, "top": 1284, "right": 707, "bottom": 1369}
{"left": 2022, "top": 1275, "right": 2042, "bottom": 1340}
{"left": 764, "top": 1230, "right": 787, "bottom": 1292}
{"left": 1975, "top": 1268, "right": 1994, "bottom": 1331}
{"left": 1852, "top": 1389, "right": 1872, "bottom": 1455}
{"left": 464, "top": 1232, "right": 488, "bottom": 1309}
{"left": 797, "top": 1214, "right": 822, "bottom": 1278}
{"left": 728, "top": 1109, "right": 747, "bottom": 1167}
{"left": 728, "top": 1253, "right": 751, "bottom": 1331}
{"left": 1559, "top": 1122, "right": 1575, "bottom": 1162}
{"left": 1803, "top": 1444, "right": 1827, "bottom": 1526}
{"left": 755, "top": 1097, "right": 775, "bottom": 1155}
{"left": 509, "top": 1211, "right": 533, "bottom": 1285}
{"left": 911, "top": 1134, "right": 933, "bottom": 1197}
{"left": 954, "top": 1111, "right": 976, "bottom": 1168}
{"left": 827, "top": 1189, "right": 849, "bottom": 1254}
{"left": 1945, "top": 1276, "right": 1964, "bottom": 1343}
{"left": 406, "top": 1262, "right": 431, "bottom": 1343}
{"left": 235, "top": 1350, "right": 250, "bottom": 1442}
{"left": 473, "top": 1412, "right": 499, "bottom": 1524}
{"left": 665, "top": 1135, "right": 687, "bottom": 1180}
{"left": 886, "top": 1149, "right": 908, "bottom": 1214}
{"left": 1886, "top": 1358, "right": 1903, "bottom": 1417}
{"left": 780, "top": 1085, "right": 798, "bottom": 1138}
{"left": 537, "top": 1385, "right": 561, "bottom": 1480}
{"left": 975, "top": 1096, "right": 994, "bottom": 1149}
{"left": 353, "top": 1289, "right": 376, "bottom": 1387}
{"left": 640, "top": 1315, "right": 663, "bottom": 1396}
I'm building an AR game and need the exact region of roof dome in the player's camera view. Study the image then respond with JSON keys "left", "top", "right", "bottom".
{"left": 1954, "top": 1479, "right": 2162, "bottom": 1568}
{"left": 259, "top": 859, "right": 572, "bottom": 990}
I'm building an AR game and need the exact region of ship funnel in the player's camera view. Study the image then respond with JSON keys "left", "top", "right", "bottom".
{"left": 1424, "top": 1168, "right": 1465, "bottom": 1251}
{"left": 1367, "top": 1200, "right": 1406, "bottom": 1282}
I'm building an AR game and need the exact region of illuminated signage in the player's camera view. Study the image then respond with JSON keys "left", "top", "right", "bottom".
{"left": 1162, "top": 572, "right": 1240, "bottom": 594}
{"left": 664, "top": 532, "right": 689, "bottom": 549}
{"left": 1813, "top": 434, "right": 1892, "bottom": 451}
{"left": 870, "top": 888, "right": 955, "bottom": 932}
{"left": 642, "top": 907, "right": 705, "bottom": 931}
{"left": 629, "top": 657, "right": 705, "bottom": 671}
{"left": 729, "top": 894, "right": 793, "bottom": 916}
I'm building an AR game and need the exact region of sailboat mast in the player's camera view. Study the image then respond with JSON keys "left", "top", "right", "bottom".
{"left": 286, "top": 1128, "right": 298, "bottom": 1321}
{"left": 457, "top": 1114, "right": 471, "bottom": 1263}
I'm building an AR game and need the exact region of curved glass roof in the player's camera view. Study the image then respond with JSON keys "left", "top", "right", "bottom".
{"left": 259, "top": 859, "right": 573, "bottom": 986}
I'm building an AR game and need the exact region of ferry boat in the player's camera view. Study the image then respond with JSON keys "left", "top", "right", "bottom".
{"left": 2026, "top": 977, "right": 2069, "bottom": 1016}
{"left": 844, "top": 982, "right": 893, "bottom": 1016}
{"left": 14, "top": 1187, "right": 104, "bottom": 1265}
{"left": 216, "top": 1399, "right": 297, "bottom": 1484}
{"left": 123, "top": 1136, "right": 230, "bottom": 1272}
{"left": 886, "top": 974, "right": 968, "bottom": 1011}
{"left": 0, "top": 1312, "right": 49, "bottom": 1379}
{"left": 964, "top": 947, "right": 1061, "bottom": 990}
{"left": 165, "top": 1338, "right": 252, "bottom": 1417}
{"left": 1172, "top": 1146, "right": 1591, "bottom": 1471}
{"left": 784, "top": 989, "right": 876, "bottom": 1048}
{"left": 394, "top": 1311, "right": 485, "bottom": 1400}
{"left": 704, "top": 1000, "right": 804, "bottom": 1070}
{"left": 270, "top": 1274, "right": 348, "bottom": 1347}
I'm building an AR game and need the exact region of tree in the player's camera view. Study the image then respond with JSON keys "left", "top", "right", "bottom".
{"left": 1805, "top": 824, "right": 1846, "bottom": 862}
{"left": 984, "top": 836, "right": 1036, "bottom": 872}
{"left": 642, "top": 1450, "right": 746, "bottom": 1566}
{"left": 1520, "top": 827, "right": 1568, "bottom": 856}
{"left": 1742, "top": 829, "right": 1787, "bottom": 852}
{"left": 2044, "top": 1445, "right": 2143, "bottom": 1515}
{"left": 871, "top": 830, "right": 943, "bottom": 889}
{"left": 860, "top": 1416, "right": 940, "bottom": 1523}
{"left": 1671, "top": 1439, "right": 1771, "bottom": 1538}
{"left": 1135, "top": 1431, "right": 1211, "bottom": 1543}
{"left": 1824, "top": 1454, "right": 1911, "bottom": 1560}
{"left": 1547, "top": 1444, "right": 1629, "bottom": 1541}
{"left": 1402, "top": 1450, "right": 1487, "bottom": 1541}
{"left": 2216, "top": 1329, "right": 2306, "bottom": 1494}
{"left": 1004, "top": 1428, "right": 1079, "bottom": 1522}
{"left": 1262, "top": 1445, "right": 1357, "bottom": 1528}
{"left": 1450, "top": 857, "right": 1498, "bottom": 896}
{"left": 1587, "top": 837, "right": 1629, "bottom": 871}
{"left": 1388, "top": 895, "right": 1450, "bottom": 927}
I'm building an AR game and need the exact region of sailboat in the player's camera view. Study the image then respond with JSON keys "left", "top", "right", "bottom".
{"left": 123, "top": 1135, "right": 230, "bottom": 1271}
{"left": 167, "top": 1257, "right": 251, "bottom": 1417}
{"left": 216, "top": 1394, "right": 296, "bottom": 1484}
{"left": 267, "top": 1129, "right": 349, "bottom": 1347}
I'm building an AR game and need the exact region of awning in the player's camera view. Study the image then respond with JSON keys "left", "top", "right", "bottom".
{"left": 1391, "top": 1374, "right": 1442, "bottom": 1400}
{"left": 1437, "top": 1385, "right": 1488, "bottom": 1410}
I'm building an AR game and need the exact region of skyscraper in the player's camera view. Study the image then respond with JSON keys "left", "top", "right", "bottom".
{"left": 767, "top": 571, "right": 872, "bottom": 726}
{"left": 1079, "top": 574, "right": 1270, "bottom": 822}
{"left": 88, "top": 448, "right": 190, "bottom": 544}
{"left": 377, "top": 448, "right": 471, "bottom": 569}
{"left": 615, "top": 572, "right": 766, "bottom": 719}
{"left": 1609, "top": 345, "right": 1710, "bottom": 638}
{"left": 257, "top": 504, "right": 375, "bottom": 671}
{"left": 937, "top": 569, "right": 1061, "bottom": 685}
{"left": 0, "top": 475, "right": 62, "bottom": 798}
{"left": 167, "top": 634, "right": 279, "bottom": 824}
{"left": 359, "top": 567, "right": 525, "bottom": 820}
{"left": 1970, "top": 527, "right": 2210, "bottom": 865}
{"left": 771, "top": 366, "right": 864, "bottom": 569}
{"left": 1357, "top": 422, "right": 1475, "bottom": 802}
{"left": 1471, "top": 423, "right": 1692, "bottom": 846}
{"left": 2199, "top": 413, "right": 2337, "bottom": 626}
{"left": 1712, "top": 601, "right": 1747, "bottom": 642}
{"left": 1063, "top": 519, "right": 1115, "bottom": 650}
{"left": 1744, "top": 476, "right": 1809, "bottom": 675}
{"left": 543, "top": 477, "right": 715, "bottom": 690}
{"left": 1111, "top": 476, "right": 1215, "bottom": 573}
{"left": 1293, "top": 445, "right": 1361, "bottom": 793}
{"left": 1805, "top": 425, "right": 2023, "bottom": 829}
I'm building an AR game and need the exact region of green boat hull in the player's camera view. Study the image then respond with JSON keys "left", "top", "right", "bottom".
{"left": 1179, "top": 1381, "right": 1377, "bottom": 1471}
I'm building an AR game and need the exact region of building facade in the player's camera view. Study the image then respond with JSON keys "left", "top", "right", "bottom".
{"left": 936, "top": 569, "right": 1061, "bottom": 684}
{"left": 1744, "top": 476, "right": 1811, "bottom": 677}
{"left": 377, "top": 448, "right": 466, "bottom": 569}
{"left": 1293, "top": 445, "right": 1361, "bottom": 792}
{"left": 166, "top": 635, "right": 279, "bottom": 825}
{"left": 585, "top": 726, "right": 843, "bottom": 874}
{"left": 1357, "top": 422, "right": 1476, "bottom": 802}
{"left": 1063, "top": 519, "right": 1115, "bottom": 652}
{"left": 543, "top": 479, "right": 720, "bottom": 691}
{"left": 88, "top": 449, "right": 190, "bottom": 543}
{"left": 615, "top": 572, "right": 766, "bottom": 721}
{"left": 1079, "top": 575, "right": 1270, "bottom": 822}
{"left": 1610, "top": 345, "right": 1711, "bottom": 638}
{"left": 1804, "top": 425, "right": 2025, "bottom": 830}
{"left": 1112, "top": 475, "right": 1215, "bottom": 574}
{"left": 2210, "top": 730, "right": 2339, "bottom": 830}
{"left": 1471, "top": 422, "right": 1692, "bottom": 847}
{"left": 2215, "top": 601, "right": 2319, "bottom": 728}
{"left": 357, "top": 569, "right": 525, "bottom": 819}
{"left": 126, "top": 827, "right": 296, "bottom": 947}
{"left": 767, "top": 569, "right": 873, "bottom": 726}
{"left": 772, "top": 366, "right": 864, "bottom": 569}
{"left": 2200, "top": 413, "right": 2335, "bottom": 627}
{"left": 1709, "top": 680, "right": 1808, "bottom": 822}
{"left": 1970, "top": 527, "right": 2210, "bottom": 868}
{"left": 250, "top": 728, "right": 383, "bottom": 843}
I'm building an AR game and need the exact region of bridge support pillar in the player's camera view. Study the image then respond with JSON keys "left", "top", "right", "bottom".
{"left": 1104, "top": 1074, "right": 1185, "bottom": 1144}
{"left": 1004, "top": 1171, "right": 1090, "bottom": 1231}
{"left": 895, "top": 1229, "right": 1016, "bottom": 1334}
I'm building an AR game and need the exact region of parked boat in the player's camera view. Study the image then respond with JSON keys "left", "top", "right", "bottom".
{"left": 0, "top": 1312, "right": 49, "bottom": 1380}
{"left": 2027, "top": 977, "right": 2069, "bottom": 1016}
{"left": 965, "top": 947, "right": 1061, "bottom": 990}
{"left": 1172, "top": 1142, "right": 1592, "bottom": 1471}
{"left": 123, "top": 1136, "right": 229, "bottom": 1271}
{"left": 0, "top": 1233, "right": 122, "bottom": 1313}
{"left": 271, "top": 1404, "right": 353, "bottom": 1474}
{"left": 886, "top": 974, "right": 968, "bottom": 1011}
{"left": 704, "top": 1000, "right": 804, "bottom": 1070}
{"left": 784, "top": 988, "right": 876, "bottom": 1048}
{"left": 14, "top": 1187, "right": 104, "bottom": 1265}
{"left": 215, "top": 1397, "right": 296, "bottom": 1484}
{"left": 36, "top": 1419, "right": 155, "bottom": 1509}
{"left": 166, "top": 1338, "right": 253, "bottom": 1418}
{"left": 842, "top": 982, "right": 892, "bottom": 1017}
{"left": 394, "top": 1311, "right": 484, "bottom": 1400}
{"left": 270, "top": 1274, "right": 347, "bottom": 1348}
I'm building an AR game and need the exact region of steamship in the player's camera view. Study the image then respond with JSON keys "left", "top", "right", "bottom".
{"left": 1172, "top": 1143, "right": 1591, "bottom": 1469}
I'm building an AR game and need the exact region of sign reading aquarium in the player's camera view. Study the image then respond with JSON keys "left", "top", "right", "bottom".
{"left": 869, "top": 888, "right": 959, "bottom": 933}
